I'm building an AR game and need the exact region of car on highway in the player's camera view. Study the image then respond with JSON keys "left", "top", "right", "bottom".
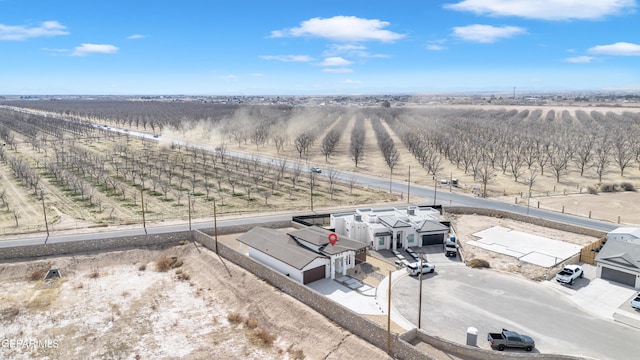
{"left": 406, "top": 261, "right": 435, "bottom": 276}
{"left": 631, "top": 293, "right": 640, "bottom": 310}
{"left": 310, "top": 166, "right": 322, "bottom": 173}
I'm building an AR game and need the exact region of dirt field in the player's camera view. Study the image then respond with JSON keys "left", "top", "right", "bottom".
{"left": 0, "top": 243, "right": 389, "bottom": 360}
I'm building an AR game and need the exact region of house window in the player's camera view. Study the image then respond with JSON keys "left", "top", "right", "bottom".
{"left": 408, "top": 234, "right": 414, "bottom": 243}
{"left": 378, "top": 237, "right": 385, "bottom": 246}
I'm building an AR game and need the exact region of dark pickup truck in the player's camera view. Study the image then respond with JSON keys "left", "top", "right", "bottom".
{"left": 487, "top": 329, "right": 535, "bottom": 352}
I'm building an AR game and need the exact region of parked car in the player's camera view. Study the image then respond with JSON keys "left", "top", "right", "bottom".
{"left": 406, "top": 261, "right": 435, "bottom": 276}
{"left": 631, "top": 293, "right": 640, "bottom": 310}
{"left": 444, "top": 234, "right": 457, "bottom": 257}
{"left": 310, "top": 166, "right": 322, "bottom": 173}
{"left": 487, "top": 329, "right": 535, "bottom": 352}
{"left": 556, "top": 264, "right": 583, "bottom": 285}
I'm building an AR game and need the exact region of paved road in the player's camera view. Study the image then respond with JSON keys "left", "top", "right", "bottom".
{"left": 392, "top": 264, "right": 640, "bottom": 360}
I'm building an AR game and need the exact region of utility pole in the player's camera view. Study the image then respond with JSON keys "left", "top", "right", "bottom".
{"left": 407, "top": 166, "right": 411, "bottom": 204}
{"left": 387, "top": 270, "right": 392, "bottom": 355}
{"left": 40, "top": 188, "right": 49, "bottom": 241}
{"left": 213, "top": 198, "right": 218, "bottom": 254}
{"left": 527, "top": 169, "right": 538, "bottom": 215}
{"left": 310, "top": 172, "right": 314, "bottom": 211}
{"left": 433, "top": 176, "right": 438, "bottom": 206}
{"left": 188, "top": 192, "right": 192, "bottom": 231}
{"left": 418, "top": 256, "right": 423, "bottom": 328}
{"left": 140, "top": 181, "right": 147, "bottom": 234}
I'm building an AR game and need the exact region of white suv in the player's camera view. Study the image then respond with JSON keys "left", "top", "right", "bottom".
{"left": 406, "top": 262, "right": 435, "bottom": 276}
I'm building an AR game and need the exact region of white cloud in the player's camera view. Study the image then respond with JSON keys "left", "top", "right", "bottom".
{"left": 251, "top": 73, "right": 264, "bottom": 77}
{"left": 340, "top": 79, "right": 361, "bottom": 84}
{"left": 71, "top": 43, "right": 119, "bottom": 56}
{"left": 270, "top": 16, "right": 405, "bottom": 42}
{"left": 127, "top": 34, "right": 145, "bottom": 40}
{"left": 565, "top": 56, "right": 595, "bottom": 63}
{"left": 427, "top": 44, "right": 447, "bottom": 51}
{"left": 588, "top": 42, "right": 640, "bottom": 56}
{"left": 452, "top": 24, "right": 526, "bottom": 43}
{"left": 259, "top": 55, "right": 313, "bottom": 62}
{"left": 322, "top": 68, "right": 354, "bottom": 73}
{"left": 0, "top": 20, "right": 68, "bottom": 41}
{"left": 319, "top": 57, "right": 353, "bottom": 66}
{"left": 323, "top": 44, "right": 388, "bottom": 58}
{"left": 445, "top": 0, "right": 636, "bottom": 20}
{"left": 221, "top": 74, "right": 237, "bottom": 80}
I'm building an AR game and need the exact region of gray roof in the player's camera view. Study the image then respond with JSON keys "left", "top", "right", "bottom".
{"left": 288, "top": 226, "right": 366, "bottom": 255}
{"left": 237, "top": 227, "right": 324, "bottom": 270}
{"left": 595, "top": 239, "right": 640, "bottom": 269}
{"left": 416, "top": 220, "right": 449, "bottom": 233}
{"left": 379, "top": 215, "right": 411, "bottom": 228}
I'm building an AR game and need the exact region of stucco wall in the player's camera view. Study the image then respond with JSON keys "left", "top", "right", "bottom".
{"left": 444, "top": 207, "right": 607, "bottom": 238}
{"left": 0, "top": 231, "right": 191, "bottom": 262}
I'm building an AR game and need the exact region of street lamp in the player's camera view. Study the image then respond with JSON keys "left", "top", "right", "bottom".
{"left": 40, "top": 188, "right": 49, "bottom": 241}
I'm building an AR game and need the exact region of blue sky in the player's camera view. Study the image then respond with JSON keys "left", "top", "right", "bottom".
{"left": 1, "top": 0, "right": 639, "bottom": 95}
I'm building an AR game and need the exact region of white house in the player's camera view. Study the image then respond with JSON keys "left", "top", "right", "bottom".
{"left": 331, "top": 206, "right": 450, "bottom": 251}
{"left": 237, "top": 226, "right": 366, "bottom": 284}
{"left": 595, "top": 227, "right": 640, "bottom": 288}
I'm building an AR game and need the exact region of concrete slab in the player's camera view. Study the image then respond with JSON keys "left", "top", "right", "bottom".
{"left": 470, "top": 226, "right": 582, "bottom": 267}
{"left": 307, "top": 278, "right": 383, "bottom": 315}
{"left": 519, "top": 252, "right": 559, "bottom": 267}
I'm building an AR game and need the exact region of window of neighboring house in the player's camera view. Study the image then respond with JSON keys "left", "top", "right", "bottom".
{"left": 408, "top": 234, "right": 414, "bottom": 243}
{"left": 378, "top": 237, "right": 385, "bottom": 246}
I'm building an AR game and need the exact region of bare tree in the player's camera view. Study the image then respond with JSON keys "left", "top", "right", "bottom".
{"left": 321, "top": 129, "right": 341, "bottom": 162}
{"left": 324, "top": 168, "right": 340, "bottom": 199}
{"left": 350, "top": 117, "right": 365, "bottom": 167}
{"left": 476, "top": 161, "right": 495, "bottom": 198}
{"left": 289, "top": 162, "right": 303, "bottom": 189}
{"left": 592, "top": 141, "right": 611, "bottom": 183}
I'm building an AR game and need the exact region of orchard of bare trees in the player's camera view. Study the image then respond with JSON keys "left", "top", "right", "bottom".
{"left": 2, "top": 99, "right": 640, "bottom": 235}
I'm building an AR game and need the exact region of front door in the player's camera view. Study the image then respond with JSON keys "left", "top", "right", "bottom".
{"left": 396, "top": 232, "right": 402, "bottom": 249}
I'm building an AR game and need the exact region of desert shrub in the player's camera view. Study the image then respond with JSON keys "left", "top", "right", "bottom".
{"left": 244, "top": 317, "right": 259, "bottom": 329}
{"left": 467, "top": 259, "right": 490, "bottom": 268}
{"left": 155, "top": 256, "right": 182, "bottom": 272}
{"left": 88, "top": 269, "right": 100, "bottom": 278}
{"left": 621, "top": 182, "right": 636, "bottom": 191}
{"left": 176, "top": 272, "right": 191, "bottom": 281}
{"left": 155, "top": 256, "right": 173, "bottom": 272}
{"left": 586, "top": 186, "right": 599, "bottom": 195}
{"left": 287, "top": 345, "right": 306, "bottom": 360}
{"left": 138, "top": 264, "right": 147, "bottom": 271}
{"left": 600, "top": 183, "right": 617, "bottom": 193}
{"left": 28, "top": 268, "right": 49, "bottom": 281}
{"left": 227, "top": 312, "right": 244, "bottom": 324}
{"left": 0, "top": 305, "right": 20, "bottom": 322}
{"left": 251, "top": 327, "right": 276, "bottom": 346}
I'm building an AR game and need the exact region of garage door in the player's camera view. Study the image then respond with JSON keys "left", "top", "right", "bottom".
{"left": 601, "top": 267, "right": 636, "bottom": 287}
{"left": 303, "top": 265, "right": 325, "bottom": 284}
{"left": 421, "top": 234, "right": 443, "bottom": 246}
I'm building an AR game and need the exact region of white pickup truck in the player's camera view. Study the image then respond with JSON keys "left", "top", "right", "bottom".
{"left": 631, "top": 293, "right": 640, "bottom": 310}
{"left": 556, "top": 264, "right": 583, "bottom": 285}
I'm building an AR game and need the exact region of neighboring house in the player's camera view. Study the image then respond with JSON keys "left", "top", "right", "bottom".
{"left": 606, "top": 227, "right": 640, "bottom": 242}
{"left": 595, "top": 227, "right": 640, "bottom": 288}
{"left": 331, "top": 206, "right": 450, "bottom": 251}
{"left": 237, "top": 226, "right": 366, "bottom": 284}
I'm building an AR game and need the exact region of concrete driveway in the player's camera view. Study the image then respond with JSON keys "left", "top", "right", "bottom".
{"left": 389, "top": 263, "right": 640, "bottom": 360}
